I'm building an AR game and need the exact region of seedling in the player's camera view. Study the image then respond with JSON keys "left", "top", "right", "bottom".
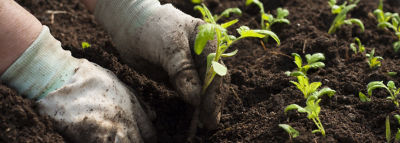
{"left": 246, "top": 0, "right": 290, "bottom": 43}
{"left": 366, "top": 49, "right": 383, "bottom": 69}
{"left": 327, "top": 0, "right": 364, "bottom": 34}
{"left": 367, "top": 81, "right": 400, "bottom": 107}
{"left": 386, "top": 115, "right": 400, "bottom": 143}
{"left": 289, "top": 76, "right": 336, "bottom": 98}
{"left": 285, "top": 53, "right": 325, "bottom": 77}
{"left": 279, "top": 124, "right": 299, "bottom": 140}
{"left": 373, "top": 0, "right": 400, "bottom": 52}
{"left": 194, "top": 5, "right": 242, "bottom": 23}
{"left": 350, "top": 37, "right": 365, "bottom": 54}
{"left": 359, "top": 92, "right": 371, "bottom": 102}
{"left": 190, "top": 4, "right": 280, "bottom": 140}
{"left": 81, "top": 42, "right": 91, "bottom": 49}
{"left": 194, "top": 4, "right": 280, "bottom": 95}
{"left": 285, "top": 91, "right": 335, "bottom": 136}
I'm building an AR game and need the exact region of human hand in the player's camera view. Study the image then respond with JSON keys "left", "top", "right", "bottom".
{"left": 1, "top": 26, "right": 156, "bottom": 142}
{"left": 94, "top": 0, "right": 228, "bottom": 129}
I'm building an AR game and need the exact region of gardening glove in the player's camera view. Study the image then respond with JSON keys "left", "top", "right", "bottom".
{"left": 0, "top": 26, "right": 156, "bottom": 143}
{"left": 94, "top": 0, "right": 227, "bottom": 130}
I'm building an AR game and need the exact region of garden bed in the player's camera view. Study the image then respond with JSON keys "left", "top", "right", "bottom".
{"left": 1, "top": 0, "right": 400, "bottom": 142}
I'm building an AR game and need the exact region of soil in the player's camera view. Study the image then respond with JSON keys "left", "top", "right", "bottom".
{"left": 2, "top": 0, "right": 400, "bottom": 142}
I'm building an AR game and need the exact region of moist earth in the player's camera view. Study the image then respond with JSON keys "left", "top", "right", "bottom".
{"left": 1, "top": 0, "right": 400, "bottom": 142}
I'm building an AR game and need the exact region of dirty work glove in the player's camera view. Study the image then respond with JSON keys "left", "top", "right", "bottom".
{"left": 94, "top": 0, "right": 227, "bottom": 129}
{"left": 0, "top": 26, "right": 156, "bottom": 143}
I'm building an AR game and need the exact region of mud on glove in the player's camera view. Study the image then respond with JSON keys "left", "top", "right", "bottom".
{"left": 0, "top": 26, "right": 156, "bottom": 143}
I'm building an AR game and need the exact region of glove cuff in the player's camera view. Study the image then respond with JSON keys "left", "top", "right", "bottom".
{"left": 0, "top": 26, "right": 80, "bottom": 99}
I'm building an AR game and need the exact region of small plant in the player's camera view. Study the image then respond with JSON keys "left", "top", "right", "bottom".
{"left": 285, "top": 53, "right": 325, "bottom": 77}
{"left": 81, "top": 42, "right": 91, "bottom": 49}
{"left": 366, "top": 49, "right": 383, "bottom": 69}
{"left": 358, "top": 92, "right": 371, "bottom": 102}
{"left": 386, "top": 115, "right": 400, "bottom": 143}
{"left": 367, "top": 81, "right": 400, "bottom": 107}
{"left": 285, "top": 91, "right": 335, "bottom": 136}
{"left": 373, "top": 0, "right": 400, "bottom": 52}
{"left": 289, "top": 76, "right": 335, "bottom": 99}
{"left": 279, "top": 124, "right": 300, "bottom": 140}
{"left": 246, "top": 0, "right": 290, "bottom": 43}
{"left": 327, "top": 0, "right": 365, "bottom": 34}
{"left": 350, "top": 37, "right": 365, "bottom": 54}
{"left": 189, "top": 4, "right": 280, "bottom": 139}
{"left": 194, "top": 3, "right": 280, "bottom": 94}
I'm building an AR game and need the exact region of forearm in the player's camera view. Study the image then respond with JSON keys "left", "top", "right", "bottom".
{"left": 79, "top": 0, "right": 98, "bottom": 13}
{"left": 0, "top": 0, "right": 42, "bottom": 75}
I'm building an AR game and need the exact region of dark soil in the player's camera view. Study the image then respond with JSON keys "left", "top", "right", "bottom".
{"left": 2, "top": 0, "right": 400, "bottom": 142}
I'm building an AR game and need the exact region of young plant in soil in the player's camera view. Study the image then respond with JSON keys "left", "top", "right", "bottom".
{"left": 350, "top": 37, "right": 365, "bottom": 55}
{"left": 289, "top": 76, "right": 335, "bottom": 99}
{"left": 245, "top": 0, "right": 290, "bottom": 43}
{"left": 189, "top": 3, "right": 280, "bottom": 140}
{"left": 366, "top": 48, "right": 383, "bottom": 69}
{"left": 327, "top": 0, "right": 364, "bottom": 34}
{"left": 373, "top": 0, "right": 400, "bottom": 52}
{"left": 279, "top": 124, "right": 300, "bottom": 141}
{"left": 285, "top": 90, "right": 335, "bottom": 136}
{"left": 285, "top": 53, "right": 325, "bottom": 77}
{"left": 367, "top": 81, "right": 400, "bottom": 107}
{"left": 81, "top": 42, "right": 91, "bottom": 49}
{"left": 386, "top": 115, "right": 400, "bottom": 143}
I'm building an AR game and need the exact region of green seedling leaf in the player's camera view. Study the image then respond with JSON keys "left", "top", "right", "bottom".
{"left": 396, "top": 130, "right": 400, "bottom": 142}
{"left": 292, "top": 53, "right": 302, "bottom": 68}
{"left": 279, "top": 124, "right": 300, "bottom": 138}
{"left": 194, "top": 5, "right": 207, "bottom": 22}
{"left": 285, "top": 71, "right": 306, "bottom": 77}
{"left": 195, "top": 24, "right": 216, "bottom": 55}
{"left": 219, "top": 8, "right": 242, "bottom": 18}
{"left": 221, "top": 19, "right": 239, "bottom": 29}
{"left": 212, "top": 61, "right": 227, "bottom": 76}
{"left": 328, "top": 1, "right": 363, "bottom": 34}
{"left": 312, "top": 129, "right": 322, "bottom": 134}
{"left": 388, "top": 81, "right": 396, "bottom": 91}
{"left": 367, "top": 81, "right": 386, "bottom": 96}
{"left": 191, "top": 0, "right": 201, "bottom": 4}
{"left": 388, "top": 72, "right": 397, "bottom": 77}
{"left": 366, "top": 49, "right": 383, "bottom": 69}
{"left": 237, "top": 26, "right": 266, "bottom": 38}
{"left": 350, "top": 37, "right": 365, "bottom": 54}
{"left": 387, "top": 116, "right": 391, "bottom": 143}
{"left": 306, "top": 53, "right": 325, "bottom": 64}
{"left": 81, "top": 42, "right": 91, "bottom": 49}
{"left": 394, "top": 41, "right": 400, "bottom": 53}
{"left": 358, "top": 92, "right": 371, "bottom": 102}
{"left": 253, "top": 29, "right": 281, "bottom": 45}
{"left": 367, "top": 80, "right": 400, "bottom": 108}
{"left": 221, "top": 49, "right": 238, "bottom": 57}
{"left": 344, "top": 18, "right": 365, "bottom": 32}
{"left": 277, "top": 8, "right": 289, "bottom": 19}
{"left": 395, "top": 115, "right": 400, "bottom": 124}
{"left": 378, "top": 0, "right": 383, "bottom": 10}
{"left": 207, "top": 53, "right": 216, "bottom": 70}
{"left": 285, "top": 104, "right": 307, "bottom": 113}
{"left": 313, "top": 88, "right": 336, "bottom": 98}
{"left": 245, "top": 0, "right": 254, "bottom": 6}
